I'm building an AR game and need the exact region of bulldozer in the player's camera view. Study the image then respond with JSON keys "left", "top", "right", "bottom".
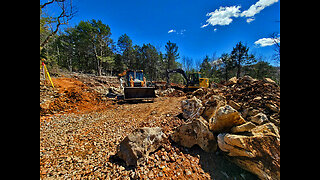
{"left": 166, "top": 69, "right": 209, "bottom": 92}
{"left": 118, "top": 70, "right": 156, "bottom": 101}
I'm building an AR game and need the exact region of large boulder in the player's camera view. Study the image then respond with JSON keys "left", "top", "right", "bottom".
{"left": 202, "top": 95, "right": 226, "bottom": 121}
{"left": 218, "top": 123, "right": 280, "bottom": 180}
{"left": 116, "top": 127, "right": 167, "bottom": 166}
{"left": 209, "top": 105, "right": 246, "bottom": 133}
{"left": 171, "top": 117, "right": 217, "bottom": 152}
{"left": 181, "top": 96, "right": 205, "bottom": 120}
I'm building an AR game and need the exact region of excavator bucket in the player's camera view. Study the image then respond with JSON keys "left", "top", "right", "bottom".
{"left": 124, "top": 87, "right": 156, "bottom": 101}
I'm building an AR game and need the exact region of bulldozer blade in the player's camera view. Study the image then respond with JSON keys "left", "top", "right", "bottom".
{"left": 124, "top": 87, "right": 156, "bottom": 101}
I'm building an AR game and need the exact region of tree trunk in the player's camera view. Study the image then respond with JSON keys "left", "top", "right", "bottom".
{"left": 237, "top": 60, "right": 241, "bottom": 79}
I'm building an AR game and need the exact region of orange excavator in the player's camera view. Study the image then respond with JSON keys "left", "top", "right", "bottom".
{"left": 117, "top": 70, "right": 156, "bottom": 101}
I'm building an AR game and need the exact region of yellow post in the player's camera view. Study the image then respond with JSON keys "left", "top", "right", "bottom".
{"left": 41, "top": 59, "right": 55, "bottom": 89}
{"left": 44, "top": 64, "right": 55, "bottom": 89}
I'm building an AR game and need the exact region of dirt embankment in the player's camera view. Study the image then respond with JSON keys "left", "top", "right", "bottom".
{"left": 40, "top": 75, "right": 113, "bottom": 118}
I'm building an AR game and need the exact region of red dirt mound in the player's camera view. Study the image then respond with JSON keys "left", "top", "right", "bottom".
{"left": 40, "top": 78, "right": 110, "bottom": 117}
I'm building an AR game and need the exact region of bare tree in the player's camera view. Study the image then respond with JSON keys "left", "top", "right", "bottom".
{"left": 182, "top": 56, "right": 193, "bottom": 72}
{"left": 40, "top": 0, "right": 76, "bottom": 51}
{"left": 270, "top": 33, "right": 280, "bottom": 63}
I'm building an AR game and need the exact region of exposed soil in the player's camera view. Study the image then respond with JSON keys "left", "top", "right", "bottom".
{"left": 40, "top": 76, "right": 112, "bottom": 118}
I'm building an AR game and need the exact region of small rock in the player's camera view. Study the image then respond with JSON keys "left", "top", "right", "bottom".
{"left": 267, "top": 103, "right": 280, "bottom": 113}
{"left": 185, "top": 169, "right": 192, "bottom": 176}
{"left": 228, "top": 100, "right": 241, "bottom": 111}
{"left": 169, "top": 156, "right": 175, "bottom": 162}
{"left": 251, "top": 113, "right": 268, "bottom": 125}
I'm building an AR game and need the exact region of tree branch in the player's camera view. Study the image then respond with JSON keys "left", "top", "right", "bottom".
{"left": 40, "top": 0, "right": 55, "bottom": 9}
{"left": 40, "top": 0, "right": 76, "bottom": 51}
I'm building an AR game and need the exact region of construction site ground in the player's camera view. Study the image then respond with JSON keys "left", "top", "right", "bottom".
{"left": 40, "top": 73, "right": 258, "bottom": 180}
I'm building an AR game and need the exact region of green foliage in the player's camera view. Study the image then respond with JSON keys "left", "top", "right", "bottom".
{"left": 231, "top": 42, "right": 257, "bottom": 78}
{"left": 117, "top": 34, "right": 133, "bottom": 54}
{"left": 40, "top": 8, "right": 46, "bottom": 34}
{"left": 165, "top": 41, "right": 180, "bottom": 70}
{"left": 196, "top": 42, "right": 279, "bottom": 84}
{"left": 42, "top": 19, "right": 171, "bottom": 79}
{"left": 200, "top": 56, "right": 211, "bottom": 78}
{"left": 56, "top": 20, "right": 114, "bottom": 75}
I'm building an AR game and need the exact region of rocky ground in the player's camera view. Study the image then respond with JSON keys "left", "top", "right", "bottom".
{"left": 40, "top": 73, "right": 279, "bottom": 180}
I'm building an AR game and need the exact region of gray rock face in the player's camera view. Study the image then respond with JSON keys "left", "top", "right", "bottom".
{"left": 171, "top": 117, "right": 217, "bottom": 153}
{"left": 117, "top": 127, "right": 167, "bottom": 166}
{"left": 181, "top": 97, "right": 205, "bottom": 120}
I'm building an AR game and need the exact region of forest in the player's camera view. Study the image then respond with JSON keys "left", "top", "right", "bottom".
{"left": 40, "top": 0, "right": 280, "bottom": 84}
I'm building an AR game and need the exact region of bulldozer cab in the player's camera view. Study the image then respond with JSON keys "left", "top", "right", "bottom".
{"left": 122, "top": 70, "right": 156, "bottom": 101}
{"left": 126, "top": 70, "right": 144, "bottom": 87}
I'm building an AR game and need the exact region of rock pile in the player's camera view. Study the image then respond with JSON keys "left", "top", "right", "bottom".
{"left": 116, "top": 76, "right": 280, "bottom": 180}
{"left": 170, "top": 76, "right": 280, "bottom": 180}
{"left": 219, "top": 76, "right": 280, "bottom": 128}
{"left": 40, "top": 80, "right": 62, "bottom": 115}
{"left": 155, "top": 88, "right": 185, "bottom": 98}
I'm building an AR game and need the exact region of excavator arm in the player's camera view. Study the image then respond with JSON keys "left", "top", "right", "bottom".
{"left": 166, "top": 69, "right": 190, "bottom": 86}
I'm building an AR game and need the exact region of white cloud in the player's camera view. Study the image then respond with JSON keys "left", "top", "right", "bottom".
{"left": 211, "top": 59, "right": 223, "bottom": 66}
{"left": 201, "top": 0, "right": 279, "bottom": 28}
{"left": 168, "top": 29, "right": 176, "bottom": 34}
{"left": 201, "top": 6, "right": 241, "bottom": 28}
{"left": 241, "top": 0, "right": 279, "bottom": 18}
{"left": 255, "top": 37, "right": 280, "bottom": 47}
{"left": 178, "top": 29, "right": 186, "bottom": 35}
{"left": 246, "top": 18, "right": 255, "bottom": 23}
{"left": 168, "top": 29, "right": 187, "bottom": 35}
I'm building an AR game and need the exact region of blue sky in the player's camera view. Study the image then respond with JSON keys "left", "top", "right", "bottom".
{"left": 52, "top": 0, "right": 280, "bottom": 65}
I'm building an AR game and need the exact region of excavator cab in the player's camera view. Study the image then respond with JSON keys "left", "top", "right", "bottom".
{"left": 189, "top": 73, "right": 201, "bottom": 87}
{"left": 188, "top": 73, "right": 209, "bottom": 89}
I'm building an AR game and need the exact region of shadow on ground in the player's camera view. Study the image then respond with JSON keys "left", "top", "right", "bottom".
{"left": 185, "top": 145, "right": 259, "bottom": 180}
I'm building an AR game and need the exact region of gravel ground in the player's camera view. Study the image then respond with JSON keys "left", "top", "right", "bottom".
{"left": 40, "top": 75, "right": 258, "bottom": 180}
{"left": 40, "top": 97, "right": 185, "bottom": 179}
{"left": 40, "top": 96, "right": 257, "bottom": 179}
